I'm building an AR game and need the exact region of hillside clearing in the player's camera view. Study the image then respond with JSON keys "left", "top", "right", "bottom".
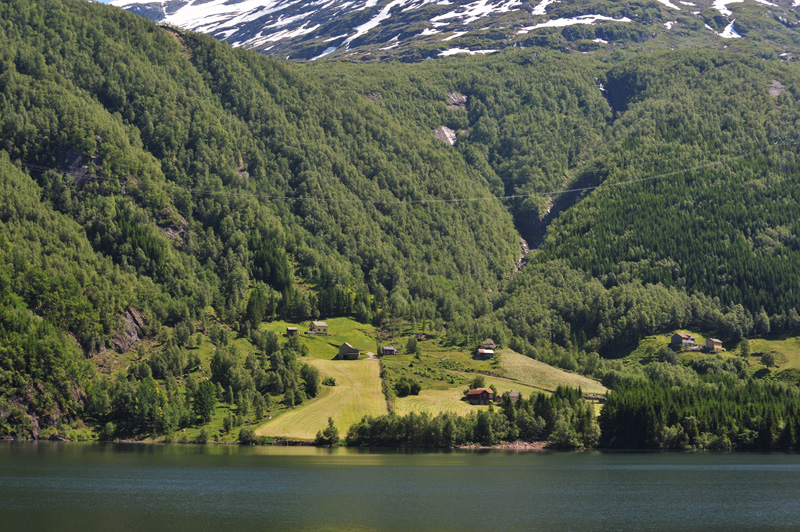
{"left": 260, "top": 318, "right": 376, "bottom": 359}
{"left": 255, "top": 358, "right": 386, "bottom": 439}
{"left": 498, "top": 349, "right": 607, "bottom": 395}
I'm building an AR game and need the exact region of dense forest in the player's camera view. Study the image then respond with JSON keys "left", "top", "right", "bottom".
{"left": 3, "top": 0, "right": 800, "bottom": 446}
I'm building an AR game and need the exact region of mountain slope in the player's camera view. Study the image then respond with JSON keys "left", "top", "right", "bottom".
{"left": 112, "top": 0, "right": 800, "bottom": 60}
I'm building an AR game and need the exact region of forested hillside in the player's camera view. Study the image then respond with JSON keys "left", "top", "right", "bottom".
{"left": 4, "top": 0, "right": 800, "bottom": 443}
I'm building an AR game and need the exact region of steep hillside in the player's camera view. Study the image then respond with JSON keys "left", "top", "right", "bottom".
{"left": 4, "top": 0, "right": 800, "bottom": 442}
{"left": 112, "top": 0, "right": 800, "bottom": 60}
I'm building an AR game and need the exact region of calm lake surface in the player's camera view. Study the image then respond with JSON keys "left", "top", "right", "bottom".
{"left": 2, "top": 443, "right": 800, "bottom": 531}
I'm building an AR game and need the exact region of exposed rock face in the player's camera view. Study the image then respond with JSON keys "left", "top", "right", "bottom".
{"left": 433, "top": 125, "right": 457, "bottom": 145}
{"left": 447, "top": 91, "right": 468, "bottom": 109}
{"left": 110, "top": 307, "right": 145, "bottom": 354}
{"left": 367, "top": 91, "right": 383, "bottom": 101}
{"left": 769, "top": 79, "right": 786, "bottom": 97}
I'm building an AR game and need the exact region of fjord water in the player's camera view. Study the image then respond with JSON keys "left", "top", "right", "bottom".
{"left": 2, "top": 443, "right": 800, "bottom": 531}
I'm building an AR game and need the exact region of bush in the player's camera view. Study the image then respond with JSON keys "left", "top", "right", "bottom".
{"left": 469, "top": 375, "right": 486, "bottom": 389}
{"left": 97, "top": 422, "right": 116, "bottom": 441}
{"left": 315, "top": 417, "right": 339, "bottom": 446}
{"left": 238, "top": 426, "right": 257, "bottom": 445}
{"left": 394, "top": 376, "right": 421, "bottom": 397}
{"left": 322, "top": 377, "right": 336, "bottom": 386}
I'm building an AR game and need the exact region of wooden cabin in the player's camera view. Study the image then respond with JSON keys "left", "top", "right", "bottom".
{"left": 475, "top": 348, "right": 494, "bottom": 360}
{"left": 480, "top": 338, "right": 497, "bottom": 350}
{"left": 466, "top": 388, "right": 495, "bottom": 405}
{"left": 338, "top": 342, "right": 360, "bottom": 360}
{"left": 705, "top": 338, "right": 723, "bottom": 352}
{"left": 670, "top": 332, "right": 696, "bottom": 349}
{"left": 381, "top": 346, "right": 397, "bottom": 356}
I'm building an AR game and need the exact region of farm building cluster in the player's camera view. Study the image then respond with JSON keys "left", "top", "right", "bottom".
{"left": 670, "top": 333, "right": 723, "bottom": 352}
{"left": 465, "top": 388, "right": 521, "bottom": 405}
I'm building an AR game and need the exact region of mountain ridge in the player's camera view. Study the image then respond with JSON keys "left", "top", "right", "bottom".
{"left": 111, "top": 0, "right": 800, "bottom": 60}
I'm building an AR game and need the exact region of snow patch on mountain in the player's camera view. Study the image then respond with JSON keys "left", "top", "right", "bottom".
{"left": 531, "top": 0, "right": 558, "bottom": 16}
{"left": 442, "top": 31, "right": 467, "bottom": 40}
{"left": 518, "top": 14, "right": 632, "bottom": 33}
{"left": 718, "top": 19, "right": 741, "bottom": 38}
{"left": 712, "top": 0, "right": 776, "bottom": 17}
{"left": 342, "top": 0, "right": 413, "bottom": 49}
{"left": 438, "top": 48, "right": 497, "bottom": 56}
{"left": 432, "top": 0, "right": 523, "bottom": 25}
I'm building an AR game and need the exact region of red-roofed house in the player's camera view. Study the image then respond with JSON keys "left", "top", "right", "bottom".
{"left": 466, "top": 388, "right": 495, "bottom": 405}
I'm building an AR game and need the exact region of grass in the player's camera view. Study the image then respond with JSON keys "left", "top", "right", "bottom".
{"left": 625, "top": 331, "right": 800, "bottom": 379}
{"left": 748, "top": 337, "right": 800, "bottom": 370}
{"left": 261, "top": 318, "right": 377, "bottom": 359}
{"left": 393, "top": 388, "right": 480, "bottom": 416}
{"left": 255, "top": 358, "right": 387, "bottom": 440}
{"left": 498, "top": 349, "right": 607, "bottom": 395}
{"left": 392, "top": 375, "right": 544, "bottom": 416}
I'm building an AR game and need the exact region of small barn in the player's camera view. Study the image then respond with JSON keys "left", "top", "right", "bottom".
{"left": 338, "top": 342, "right": 360, "bottom": 360}
{"left": 286, "top": 327, "right": 298, "bottom": 336}
{"left": 475, "top": 348, "right": 494, "bottom": 360}
{"left": 381, "top": 346, "right": 397, "bottom": 356}
{"left": 670, "top": 332, "right": 696, "bottom": 349}
{"left": 706, "top": 338, "right": 723, "bottom": 352}
{"left": 480, "top": 338, "right": 497, "bottom": 350}
{"left": 466, "top": 388, "right": 495, "bottom": 405}
{"left": 310, "top": 321, "right": 328, "bottom": 335}
{"left": 504, "top": 390, "right": 521, "bottom": 403}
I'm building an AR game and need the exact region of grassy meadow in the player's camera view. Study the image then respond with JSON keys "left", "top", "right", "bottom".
{"left": 260, "top": 318, "right": 377, "bottom": 359}
{"left": 498, "top": 349, "right": 607, "bottom": 395}
{"left": 256, "top": 358, "right": 387, "bottom": 439}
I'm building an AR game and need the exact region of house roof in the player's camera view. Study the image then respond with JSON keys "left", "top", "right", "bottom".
{"left": 466, "top": 388, "right": 494, "bottom": 396}
{"left": 312, "top": 321, "right": 328, "bottom": 327}
{"left": 383, "top": 346, "right": 396, "bottom": 351}
{"left": 477, "top": 348, "right": 494, "bottom": 354}
{"left": 507, "top": 391, "right": 521, "bottom": 397}
{"left": 287, "top": 327, "right": 298, "bottom": 331}
{"left": 341, "top": 342, "right": 357, "bottom": 350}
{"left": 709, "top": 338, "right": 722, "bottom": 343}
{"left": 675, "top": 332, "right": 694, "bottom": 339}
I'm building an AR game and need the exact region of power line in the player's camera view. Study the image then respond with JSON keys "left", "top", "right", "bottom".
{"left": 10, "top": 138, "right": 795, "bottom": 205}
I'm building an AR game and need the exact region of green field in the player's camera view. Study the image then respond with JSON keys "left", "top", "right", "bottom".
{"left": 255, "top": 358, "right": 387, "bottom": 440}
{"left": 498, "top": 349, "right": 607, "bottom": 395}
{"left": 260, "top": 318, "right": 377, "bottom": 359}
{"left": 392, "top": 375, "right": 544, "bottom": 416}
{"left": 393, "top": 388, "right": 479, "bottom": 416}
{"left": 748, "top": 337, "right": 800, "bottom": 370}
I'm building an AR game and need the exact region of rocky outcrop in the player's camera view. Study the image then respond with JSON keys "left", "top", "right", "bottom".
{"left": 433, "top": 125, "right": 457, "bottom": 145}
{"left": 110, "top": 307, "right": 145, "bottom": 354}
{"left": 446, "top": 91, "right": 467, "bottom": 109}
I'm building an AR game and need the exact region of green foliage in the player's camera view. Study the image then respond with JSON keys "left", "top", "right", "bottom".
{"left": 405, "top": 337, "right": 418, "bottom": 355}
{"left": 193, "top": 380, "right": 217, "bottom": 423}
{"left": 394, "top": 375, "right": 421, "bottom": 397}
{"left": 4, "top": 0, "right": 800, "bottom": 445}
{"left": 469, "top": 375, "right": 486, "bottom": 389}
{"left": 238, "top": 426, "right": 257, "bottom": 445}
{"left": 346, "top": 386, "right": 597, "bottom": 448}
{"left": 315, "top": 417, "right": 340, "bottom": 446}
{"left": 599, "top": 376, "right": 800, "bottom": 450}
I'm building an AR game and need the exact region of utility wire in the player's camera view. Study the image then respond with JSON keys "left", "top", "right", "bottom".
{"left": 10, "top": 138, "right": 795, "bottom": 205}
